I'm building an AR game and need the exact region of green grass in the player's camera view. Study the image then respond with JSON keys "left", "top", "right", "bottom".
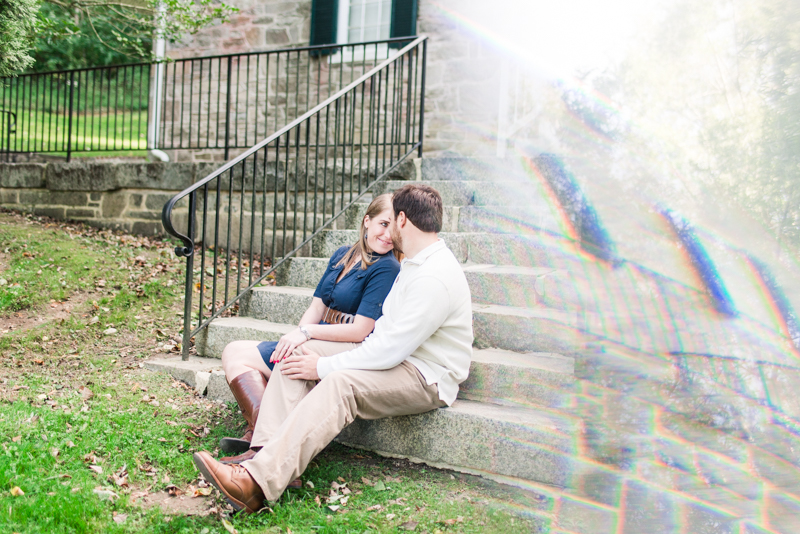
{"left": 0, "top": 209, "right": 543, "bottom": 533}
{"left": 8, "top": 109, "right": 148, "bottom": 158}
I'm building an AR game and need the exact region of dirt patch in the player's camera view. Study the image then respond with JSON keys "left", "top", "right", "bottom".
{"left": 138, "top": 489, "right": 219, "bottom": 517}
{"left": 1, "top": 291, "right": 93, "bottom": 335}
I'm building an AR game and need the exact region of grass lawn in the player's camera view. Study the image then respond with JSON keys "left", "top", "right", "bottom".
{"left": 7, "top": 110, "right": 149, "bottom": 159}
{"left": 0, "top": 209, "right": 543, "bottom": 533}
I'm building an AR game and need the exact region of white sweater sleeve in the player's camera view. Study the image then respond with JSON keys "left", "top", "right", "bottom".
{"left": 316, "top": 275, "right": 450, "bottom": 378}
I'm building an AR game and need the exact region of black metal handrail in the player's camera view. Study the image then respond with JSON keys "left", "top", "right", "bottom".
{"left": 0, "top": 37, "right": 420, "bottom": 161}
{"left": 162, "top": 36, "right": 427, "bottom": 358}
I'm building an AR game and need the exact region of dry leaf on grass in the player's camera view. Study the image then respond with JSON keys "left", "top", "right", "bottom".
{"left": 10, "top": 486, "right": 24, "bottom": 497}
{"left": 93, "top": 487, "right": 118, "bottom": 501}
{"left": 112, "top": 513, "right": 128, "bottom": 524}
{"left": 166, "top": 484, "right": 183, "bottom": 497}
{"left": 88, "top": 465, "right": 103, "bottom": 475}
{"left": 400, "top": 521, "right": 418, "bottom": 531}
{"left": 221, "top": 519, "right": 238, "bottom": 534}
{"left": 79, "top": 386, "right": 93, "bottom": 401}
{"left": 192, "top": 487, "right": 212, "bottom": 497}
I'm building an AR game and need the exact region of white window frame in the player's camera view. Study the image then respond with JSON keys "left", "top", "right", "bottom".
{"left": 328, "top": 0, "right": 396, "bottom": 64}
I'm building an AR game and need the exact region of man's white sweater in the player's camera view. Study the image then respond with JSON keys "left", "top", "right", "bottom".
{"left": 316, "top": 239, "right": 473, "bottom": 405}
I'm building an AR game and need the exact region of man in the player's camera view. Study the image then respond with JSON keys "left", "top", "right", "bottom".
{"left": 192, "top": 183, "right": 473, "bottom": 512}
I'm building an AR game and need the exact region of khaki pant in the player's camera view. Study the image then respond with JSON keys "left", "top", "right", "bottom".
{"left": 242, "top": 339, "right": 445, "bottom": 501}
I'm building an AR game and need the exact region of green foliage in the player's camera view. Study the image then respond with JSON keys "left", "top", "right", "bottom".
{"left": 0, "top": 0, "right": 237, "bottom": 76}
{"left": 32, "top": 2, "right": 148, "bottom": 72}
{"left": 593, "top": 0, "right": 800, "bottom": 254}
{"left": 0, "top": 0, "right": 39, "bottom": 76}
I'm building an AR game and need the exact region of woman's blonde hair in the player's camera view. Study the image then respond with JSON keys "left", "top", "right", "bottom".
{"left": 336, "top": 193, "right": 401, "bottom": 271}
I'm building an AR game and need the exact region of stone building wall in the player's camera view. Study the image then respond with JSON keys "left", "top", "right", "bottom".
{"left": 165, "top": 0, "right": 508, "bottom": 159}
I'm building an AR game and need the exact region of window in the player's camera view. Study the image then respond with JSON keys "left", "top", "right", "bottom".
{"left": 310, "top": 0, "right": 418, "bottom": 54}
{"left": 338, "top": 0, "right": 392, "bottom": 44}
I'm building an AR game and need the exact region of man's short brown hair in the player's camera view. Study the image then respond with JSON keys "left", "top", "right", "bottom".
{"left": 392, "top": 183, "right": 443, "bottom": 233}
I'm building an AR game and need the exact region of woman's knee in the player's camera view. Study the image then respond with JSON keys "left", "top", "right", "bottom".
{"left": 221, "top": 340, "right": 259, "bottom": 373}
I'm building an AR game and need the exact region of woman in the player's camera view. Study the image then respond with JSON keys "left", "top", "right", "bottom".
{"left": 219, "top": 193, "right": 401, "bottom": 454}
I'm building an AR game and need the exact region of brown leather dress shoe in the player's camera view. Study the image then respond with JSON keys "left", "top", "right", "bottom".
{"left": 193, "top": 451, "right": 265, "bottom": 513}
{"left": 218, "top": 449, "right": 302, "bottom": 488}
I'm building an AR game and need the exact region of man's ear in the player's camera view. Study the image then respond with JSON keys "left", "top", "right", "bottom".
{"left": 396, "top": 211, "right": 406, "bottom": 228}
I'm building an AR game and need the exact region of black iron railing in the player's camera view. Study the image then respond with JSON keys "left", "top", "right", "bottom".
{"left": 162, "top": 36, "right": 426, "bottom": 358}
{"left": 0, "top": 64, "right": 151, "bottom": 160}
{"left": 0, "top": 110, "right": 15, "bottom": 162}
{"left": 0, "top": 37, "right": 420, "bottom": 161}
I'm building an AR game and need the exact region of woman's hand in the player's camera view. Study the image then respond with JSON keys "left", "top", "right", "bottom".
{"left": 270, "top": 328, "right": 309, "bottom": 363}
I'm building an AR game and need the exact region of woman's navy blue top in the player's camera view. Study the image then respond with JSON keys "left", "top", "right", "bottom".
{"left": 257, "top": 245, "right": 400, "bottom": 368}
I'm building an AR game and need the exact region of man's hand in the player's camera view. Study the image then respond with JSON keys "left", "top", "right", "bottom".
{"left": 271, "top": 328, "right": 308, "bottom": 363}
{"left": 280, "top": 345, "right": 320, "bottom": 381}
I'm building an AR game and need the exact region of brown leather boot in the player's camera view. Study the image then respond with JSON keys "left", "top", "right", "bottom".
{"left": 219, "top": 448, "right": 258, "bottom": 465}
{"left": 220, "top": 370, "right": 267, "bottom": 454}
{"left": 193, "top": 451, "right": 265, "bottom": 513}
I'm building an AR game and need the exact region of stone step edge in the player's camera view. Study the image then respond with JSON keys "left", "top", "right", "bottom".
{"left": 247, "top": 285, "right": 580, "bottom": 324}
{"left": 144, "top": 346, "right": 576, "bottom": 405}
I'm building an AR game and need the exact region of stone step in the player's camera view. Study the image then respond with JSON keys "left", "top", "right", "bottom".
{"left": 460, "top": 348, "right": 575, "bottom": 408}
{"left": 373, "top": 180, "right": 550, "bottom": 208}
{"left": 274, "top": 257, "right": 578, "bottom": 309}
{"left": 417, "top": 157, "right": 530, "bottom": 182}
{"left": 336, "top": 398, "right": 580, "bottom": 488}
{"left": 195, "top": 316, "right": 293, "bottom": 358}
{"left": 196, "top": 318, "right": 575, "bottom": 407}
{"left": 238, "top": 286, "right": 582, "bottom": 354}
{"left": 312, "top": 230, "right": 582, "bottom": 270}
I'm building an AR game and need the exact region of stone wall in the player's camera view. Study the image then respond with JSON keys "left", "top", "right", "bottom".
{"left": 0, "top": 163, "right": 202, "bottom": 236}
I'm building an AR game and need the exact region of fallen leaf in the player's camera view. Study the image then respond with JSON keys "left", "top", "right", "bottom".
{"left": 33, "top": 360, "right": 44, "bottom": 365}
{"left": 221, "top": 519, "right": 238, "bottom": 534}
{"left": 342, "top": 487, "right": 351, "bottom": 495}
{"left": 11, "top": 436, "right": 21, "bottom": 443}
{"left": 305, "top": 480, "right": 314, "bottom": 489}
{"left": 50, "top": 448, "right": 59, "bottom": 458}
{"left": 400, "top": 521, "right": 418, "bottom": 531}
{"left": 166, "top": 484, "right": 183, "bottom": 496}
{"left": 328, "top": 505, "right": 340, "bottom": 512}
{"left": 340, "top": 496, "right": 349, "bottom": 506}
{"left": 103, "top": 328, "right": 117, "bottom": 336}
{"left": 361, "top": 477, "right": 373, "bottom": 486}
{"left": 10, "top": 486, "right": 24, "bottom": 497}
{"left": 89, "top": 465, "right": 103, "bottom": 475}
{"left": 314, "top": 495, "right": 321, "bottom": 506}
{"left": 386, "top": 513, "right": 396, "bottom": 520}
{"left": 79, "top": 386, "right": 93, "bottom": 401}
{"left": 373, "top": 480, "right": 386, "bottom": 491}
{"left": 338, "top": 477, "right": 346, "bottom": 483}
{"left": 93, "top": 487, "right": 118, "bottom": 501}
{"left": 367, "top": 504, "right": 382, "bottom": 511}
{"left": 112, "top": 513, "right": 128, "bottom": 524}
{"left": 192, "top": 487, "right": 212, "bottom": 497}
